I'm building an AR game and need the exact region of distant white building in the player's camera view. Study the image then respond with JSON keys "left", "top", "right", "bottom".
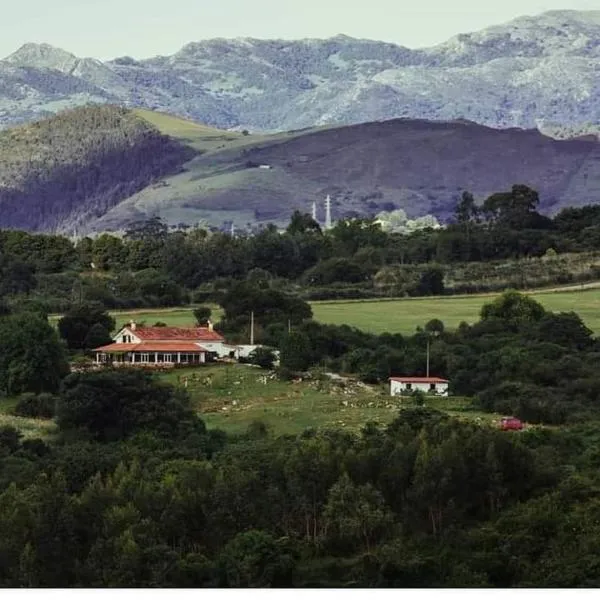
{"left": 390, "top": 376, "right": 449, "bottom": 397}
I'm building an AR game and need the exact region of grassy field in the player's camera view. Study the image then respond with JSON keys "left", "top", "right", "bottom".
{"left": 0, "top": 364, "right": 500, "bottom": 439}
{"left": 159, "top": 364, "right": 500, "bottom": 436}
{"left": 312, "top": 286, "right": 600, "bottom": 334}
{"left": 68, "top": 285, "right": 600, "bottom": 336}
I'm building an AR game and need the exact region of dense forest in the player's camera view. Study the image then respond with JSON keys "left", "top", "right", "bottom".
{"left": 0, "top": 106, "right": 196, "bottom": 231}
{"left": 0, "top": 365, "right": 600, "bottom": 586}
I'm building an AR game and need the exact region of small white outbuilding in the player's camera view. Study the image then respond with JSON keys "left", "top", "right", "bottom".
{"left": 390, "top": 376, "right": 449, "bottom": 397}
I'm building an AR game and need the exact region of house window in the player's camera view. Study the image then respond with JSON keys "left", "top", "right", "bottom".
{"left": 429, "top": 383, "right": 436, "bottom": 391}
{"left": 406, "top": 383, "right": 412, "bottom": 390}
{"left": 140, "top": 353, "right": 149, "bottom": 363}
{"left": 164, "top": 354, "right": 173, "bottom": 363}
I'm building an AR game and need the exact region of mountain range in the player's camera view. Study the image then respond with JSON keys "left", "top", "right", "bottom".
{"left": 1, "top": 10, "right": 600, "bottom": 134}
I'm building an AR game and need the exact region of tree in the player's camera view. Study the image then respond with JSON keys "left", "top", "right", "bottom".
{"left": 56, "top": 369, "right": 202, "bottom": 441}
{"left": 324, "top": 472, "right": 393, "bottom": 553}
{"left": 279, "top": 331, "right": 314, "bottom": 372}
{"left": 218, "top": 530, "right": 296, "bottom": 587}
{"left": 219, "top": 282, "right": 312, "bottom": 336}
{"left": 416, "top": 267, "right": 445, "bottom": 296}
{"left": 92, "top": 234, "right": 126, "bottom": 270}
{"left": 303, "top": 257, "right": 369, "bottom": 285}
{"left": 247, "top": 347, "right": 277, "bottom": 370}
{"left": 57, "top": 302, "right": 115, "bottom": 351}
{"left": 454, "top": 191, "right": 480, "bottom": 225}
{"left": 0, "top": 312, "right": 69, "bottom": 395}
{"left": 193, "top": 306, "right": 212, "bottom": 326}
{"left": 286, "top": 211, "right": 322, "bottom": 235}
{"left": 480, "top": 290, "right": 546, "bottom": 327}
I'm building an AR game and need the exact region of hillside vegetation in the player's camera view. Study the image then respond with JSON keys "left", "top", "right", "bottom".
{"left": 0, "top": 105, "right": 196, "bottom": 231}
{"left": 2, "top": 104, "right": 599, "bottom": 232}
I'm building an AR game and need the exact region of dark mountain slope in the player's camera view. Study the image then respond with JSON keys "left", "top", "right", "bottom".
{"left": 0, "top": 105, "right": 196, "bottom": 231}
{"left": 90, "top": 116, "right": 600, "bottom": 232}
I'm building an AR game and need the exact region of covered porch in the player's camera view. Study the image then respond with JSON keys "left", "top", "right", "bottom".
{"left": 94, "top": 342, "right": 209, "bottom": 367}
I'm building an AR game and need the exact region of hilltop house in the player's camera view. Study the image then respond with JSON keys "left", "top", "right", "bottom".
{"left": 390, "top": 376, "right": 449, "bottom": 397}
{"left": 93, "top": 321, "right": 227, "bottom": 367}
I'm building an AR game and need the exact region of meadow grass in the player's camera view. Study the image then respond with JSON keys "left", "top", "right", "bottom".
{"left": 312, "top": 286, "right": 600, "bottom": 334}
{"left": 157, "top": 364, "right": 500, "bottom": 436}
{"left": 62, "top": 286, "right": 600, "bottom": 336}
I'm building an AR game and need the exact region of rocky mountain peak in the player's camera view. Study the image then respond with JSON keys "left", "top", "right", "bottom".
{"left": 4, "top": 42, "right": 79, "bottom": 70}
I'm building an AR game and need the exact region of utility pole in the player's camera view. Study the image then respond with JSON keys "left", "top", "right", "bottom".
{"left": 426, "top": 337, "right": 430, "bottom": 378}
{"left": 250, "top": 311, "right": 255, "bottom": 345}
{"left": 325, "top": 195, "right": 332, "bottom": 230}
{"left": 288, "top": 319, "right": 291, "bottom": 334}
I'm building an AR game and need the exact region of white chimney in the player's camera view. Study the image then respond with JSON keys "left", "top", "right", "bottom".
{"left": 130, "top": 320, "right": 136, "bottom": 331}
{"left": 207, "top": 319, "right": 214, "bottom": 332}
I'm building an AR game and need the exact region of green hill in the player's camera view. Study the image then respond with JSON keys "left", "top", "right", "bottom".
{"left": 1, "top": 106, "right": 599, "bottom": 233}
{"left": 0, "top": 105, "right": 196, "bottom": 232}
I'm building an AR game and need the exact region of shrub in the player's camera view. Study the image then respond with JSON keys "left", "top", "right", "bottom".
{"left": 13, "top": 392, "right": 57, "bottom": 419}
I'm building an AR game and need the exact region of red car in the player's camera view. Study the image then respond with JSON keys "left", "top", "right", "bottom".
{"left": 499, "top": 417, "right": 524, "bottom": 431}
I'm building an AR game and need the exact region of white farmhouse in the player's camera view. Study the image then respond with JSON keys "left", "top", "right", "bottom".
{"left": 390, "top": 376, "right": 449, "bottom": 397}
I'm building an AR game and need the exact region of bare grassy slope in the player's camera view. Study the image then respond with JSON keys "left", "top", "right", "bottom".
{"left": 92, "top": 117, "right": 600, "bottom": 231}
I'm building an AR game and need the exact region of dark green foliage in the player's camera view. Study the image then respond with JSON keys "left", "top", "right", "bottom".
{"left": 219, "top": 281, "right": 312, "bottom": 337}
{"left": 0, "top": 397, "right": 598, "bottom": 586}
{"left": 217, "top": 530, "right": 296, "bottom": 587}
{"left": 56, "top": 369, "right": 202, "bottom": 442}
{"left": 13, "top": 392, "right": 57, "bottom": 419}
{"left": 193, "top": 305, "right": 212, "bottom": 326}
{"left": 57, "top": 302, "right": 115, "bottom": 351}
{"left": 303, "top": 257, "right": 369, "bottom": 285}
{"left": 0, "top": 312, "right": 69, "bottom": 395}
{"left": 480, "top": 289, "right": 546, "bottom": 326}
{"left": 246, "top": 347, "right": 277, "bottom": 370}
{"left": 279, "top": 331, "right": 314, "bottom": 372}
{"left": 416, "top": 266, "right": 445, "bottom": 295}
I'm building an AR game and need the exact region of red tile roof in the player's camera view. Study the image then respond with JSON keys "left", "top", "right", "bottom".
{"left": 126, "top": 326, "right": 224, "bottom": 342}
{"left": 95, "top": 342, "right": 209, "bottom": 353}
{"left": 390, "top": 377, "right": 449, "bottom": 384}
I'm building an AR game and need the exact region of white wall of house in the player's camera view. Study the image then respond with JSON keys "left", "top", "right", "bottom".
{"left": 390, "top": 380, "right": 449, "bottom": 397}
{"left": 201, "top": 342, "right": 238, "bottom": 358}
{"left": 113, "top": 327, "right": 142, "bottom": 344}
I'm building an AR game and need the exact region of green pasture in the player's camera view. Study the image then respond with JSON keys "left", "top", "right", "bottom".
{"left": 71, "top": 286, "right": 600, "bottom": 336}
{"left": 158, "top": 364, "right": 499, "bottom": 436}
{"left": 312, "top": 287, "right": 600, "bottom": 334}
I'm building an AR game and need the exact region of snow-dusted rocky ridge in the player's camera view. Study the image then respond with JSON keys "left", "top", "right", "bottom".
{"left": 1, "top": 10, "right": 600, "bottom": 133}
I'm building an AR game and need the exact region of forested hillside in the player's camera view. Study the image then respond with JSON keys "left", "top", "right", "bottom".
{"left": 0, "top": 105, "right": 196, "bottom": 231}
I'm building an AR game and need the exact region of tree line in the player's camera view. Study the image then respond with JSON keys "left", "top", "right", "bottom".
{"left": 3, "top": 185, "right": 600, "bottom": 314}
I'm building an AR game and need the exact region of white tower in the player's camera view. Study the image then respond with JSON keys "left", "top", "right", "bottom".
{"left": 230, "top": 222, "right": 235, "bottom": 237}
{"left": 324, "top": 195, "right": 332, "bottom": 230}
{"left": 311, "top": 201, "right": 317, "bottom": 222}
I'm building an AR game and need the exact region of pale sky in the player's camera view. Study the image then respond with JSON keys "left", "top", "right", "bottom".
{"left": 1, "top": 0, "right": 598, "bottom": 60}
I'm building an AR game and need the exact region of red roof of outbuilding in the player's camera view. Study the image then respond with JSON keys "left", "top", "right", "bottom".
{"left": 390, "top": 377, "right": 449, "bottom": 384}
{"left": 126, "top": 326, "right": 224, "bottom": 342}
{"left": 95, "top": 342, "right": 209, "bottom": 353}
